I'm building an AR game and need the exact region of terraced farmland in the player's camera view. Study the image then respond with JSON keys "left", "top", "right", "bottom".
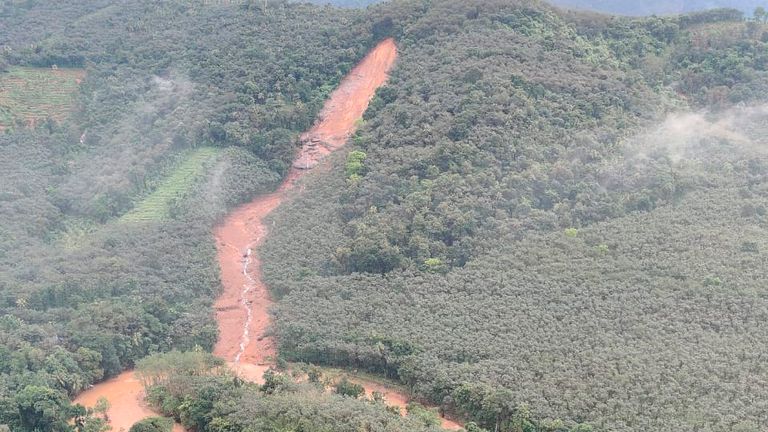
{"left": 121, "top": 147, "right": 220, "bottom": 223}
{"left": 0, "top": 66, "right": 85, "bottom": 130}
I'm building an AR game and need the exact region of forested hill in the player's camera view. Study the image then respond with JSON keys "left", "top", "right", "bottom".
{"left": 1, "top": 0, "right": 767, "bottom": 431}
{"left": 295, "top": 0, "right": 768, "bottom": 16}
{"left": 261, "top": 0, "right": 768, "bottom": 431}
{"left": 549, "top": 0, "right": 767, "bottom": 15}
{"left": 301, "top": 0, "right": 382, "bottom": 7}
{"left": 0, "top": 2, "right": 401, "bottom": 430}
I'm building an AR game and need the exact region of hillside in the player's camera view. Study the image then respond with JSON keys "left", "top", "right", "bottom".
{"left": 0, "top": 2, "right": 389, "bottom": 430}
{"left": 0, "top": 0, "right": 767, "bottom": 431}
{"left": 550, "top": 0, "right": 767, "bottom": 15}
{"left": 260, "top": 1, "right": 768, "bottom": 431}
{"left": 296, "top": 0, "right": 768, "bottom": 16}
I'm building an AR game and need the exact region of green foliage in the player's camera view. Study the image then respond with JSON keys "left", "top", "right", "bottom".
{"left": 334, "top": 378, "right": 365, "bottom": 398}
{"left": 129, "top": 417, "right": 173, "bottom": 432}
{"left": 345, "top": 150, "right": 367, "bottom": 180}
{"left": 121, "top": 147, "right": 220, "bottom": 222}
{"left": 564, "top": 227, "right": 579, "bottom": 238}
{"left": 422, "top": 257, "right": 447, "bottom": 273}
{"left": 406, "top": 402, "right": 441, "bottom": 427}
{"left": 1, "top": 1, "right": 767, "bottom": 431}
{"left": 0, "top": 66, "right": 84, "bottom": 130}
{"left": 14, "top": 386, "right": 74, "bottom": 432}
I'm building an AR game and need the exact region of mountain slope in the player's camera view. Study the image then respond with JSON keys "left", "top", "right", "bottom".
{"left": 550, "top": 0, "right": 766, "bottom": 15}
{"left": 261, "top": 1, "right": 768, "bottom": 430}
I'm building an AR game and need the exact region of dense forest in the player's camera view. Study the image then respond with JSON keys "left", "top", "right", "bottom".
{"left": 302, "top": 0, "right": 382, "bottom": 7}
{"left": 550, "top": 0, "right": 767, "bottom": 16}
{"left": 0, "top": 1, "right": 385, "bottom": 430}
{"left": 260, "top": 1, "right": 768, "bottom": 431}
{"left": 301, "top": 0, "right": 768, "bottom": 15}
{"left": 1, "top": 0, "right": 767, "bottom": 431}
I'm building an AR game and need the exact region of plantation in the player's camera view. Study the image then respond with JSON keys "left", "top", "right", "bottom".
{"left": 0, "top": 66, "right": 84, "bottom": 130}
{"left": 121, "top": 147, "right": 220, "bottom": 223}
{"left": 1, "top": 1, "right": 767, "bottom": 431}
{"left": 260, "top": 1, "right": 768, "bottom": 430}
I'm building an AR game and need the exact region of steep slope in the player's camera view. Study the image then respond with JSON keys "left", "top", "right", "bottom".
{"left": 261, "top": 1, "right": 768, "bottom": 431}
{"left": 0, "top": 2, "right": 378, "bottom": 430}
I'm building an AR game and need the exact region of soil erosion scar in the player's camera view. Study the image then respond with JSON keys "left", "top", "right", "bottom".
{"left": 212, "top": 38, "right": 398, "bottom": 369}
{"left": 214, "top": 35, "right": 462, "bottom": 431}
{"left": 74, "top": 39, "right": 397, "bottom": 432}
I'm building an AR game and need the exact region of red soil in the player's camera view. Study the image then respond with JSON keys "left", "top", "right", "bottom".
{"left": 212, "top": 37, "right": 398, "bottom": 369}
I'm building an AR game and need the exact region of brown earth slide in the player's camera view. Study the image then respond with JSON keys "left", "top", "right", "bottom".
{"left": 77, "top": 38, "right": 459, "bottom": 430}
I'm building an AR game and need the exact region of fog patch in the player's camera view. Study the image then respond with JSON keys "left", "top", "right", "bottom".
{"left": 627, "top": 104, "right": 768, "bottom": 165}
{"left": 59, "top": 70, "right": 213, "bottom": 218}
{"left": 597, "top": 103, "right": 768, "bottom": 196}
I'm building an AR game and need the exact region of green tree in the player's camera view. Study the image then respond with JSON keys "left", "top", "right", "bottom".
{"left": 129, "top": 417, "right": 173, "bottom": 432}
{"left": 15, "top": 385, "right": 74, "bottom": 432}
{"left": 93, "top": 397, "right": 110, "bottom": 421}
{"left": 334, "top": 378, "right": 365, "bottom": 398}
{"left": 345, "top": 150, "right": 367, "bottom": 180}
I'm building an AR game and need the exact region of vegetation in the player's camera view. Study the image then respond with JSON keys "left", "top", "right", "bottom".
{"left": 137, "top": 351, "right": 445, "bottom": 432}
{"left": 260, "top": 1, "right": 768, "bottom": 431}
{"left": 550, "top": 1, "right": 767, "bottom": 16}
{"left": 129, "top": 417, "right": 173, "bottom": 432}
{"left": 0, "top": 1, "right": 376, "bottom": 430}
{"left": 0, "top": 66, "right": 84, "bottom": 130}
{"left": 120, "top": 147, "right": 220, "bottom": 223}
{"left": 0, "top": 0, "right": 766, "bottom": 431}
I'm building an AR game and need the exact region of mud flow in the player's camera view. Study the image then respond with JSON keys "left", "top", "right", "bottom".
{"left": 78, "top": 39, "right": 452, "bottom": 431}
{"left": 212, "top": 38, "right": 398, "bottom": 369}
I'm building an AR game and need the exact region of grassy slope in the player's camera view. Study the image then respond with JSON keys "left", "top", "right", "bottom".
{"left": 0, "top": 66, "right": 84, "bottom": 129}
{"left": 121, "top": 147, "right": 220, "bottom": 223}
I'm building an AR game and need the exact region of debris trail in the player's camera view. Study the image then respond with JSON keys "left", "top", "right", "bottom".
{"left": 212, "top": 38, "right": 398, "bottom": 368}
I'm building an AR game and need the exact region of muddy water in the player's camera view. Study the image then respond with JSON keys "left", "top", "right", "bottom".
{"left": 74, "top": 371, "right": 184, "bottom": 432}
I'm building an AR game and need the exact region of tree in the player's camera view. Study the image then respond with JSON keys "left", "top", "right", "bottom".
{"left": 334, "top": 378, "right": 365, "bottom": 398}
{"left": 93, "top": 397, "right": 110, "bottom": 421}
{"left": 15, "top": 386, "right": 74, "bottom": 432}
{"left": 129, "top": 417, "right": 173, "bottom": 432}
{"left": 754, "top": 7, "right": 767, "bottom": 23}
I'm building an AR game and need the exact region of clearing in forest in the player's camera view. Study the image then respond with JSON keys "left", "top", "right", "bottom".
{"left": 121, "top": 147, "right": 220, "bottom": 222}
{"left": 0, "top": 66, "right": 85, "bottom": 130}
